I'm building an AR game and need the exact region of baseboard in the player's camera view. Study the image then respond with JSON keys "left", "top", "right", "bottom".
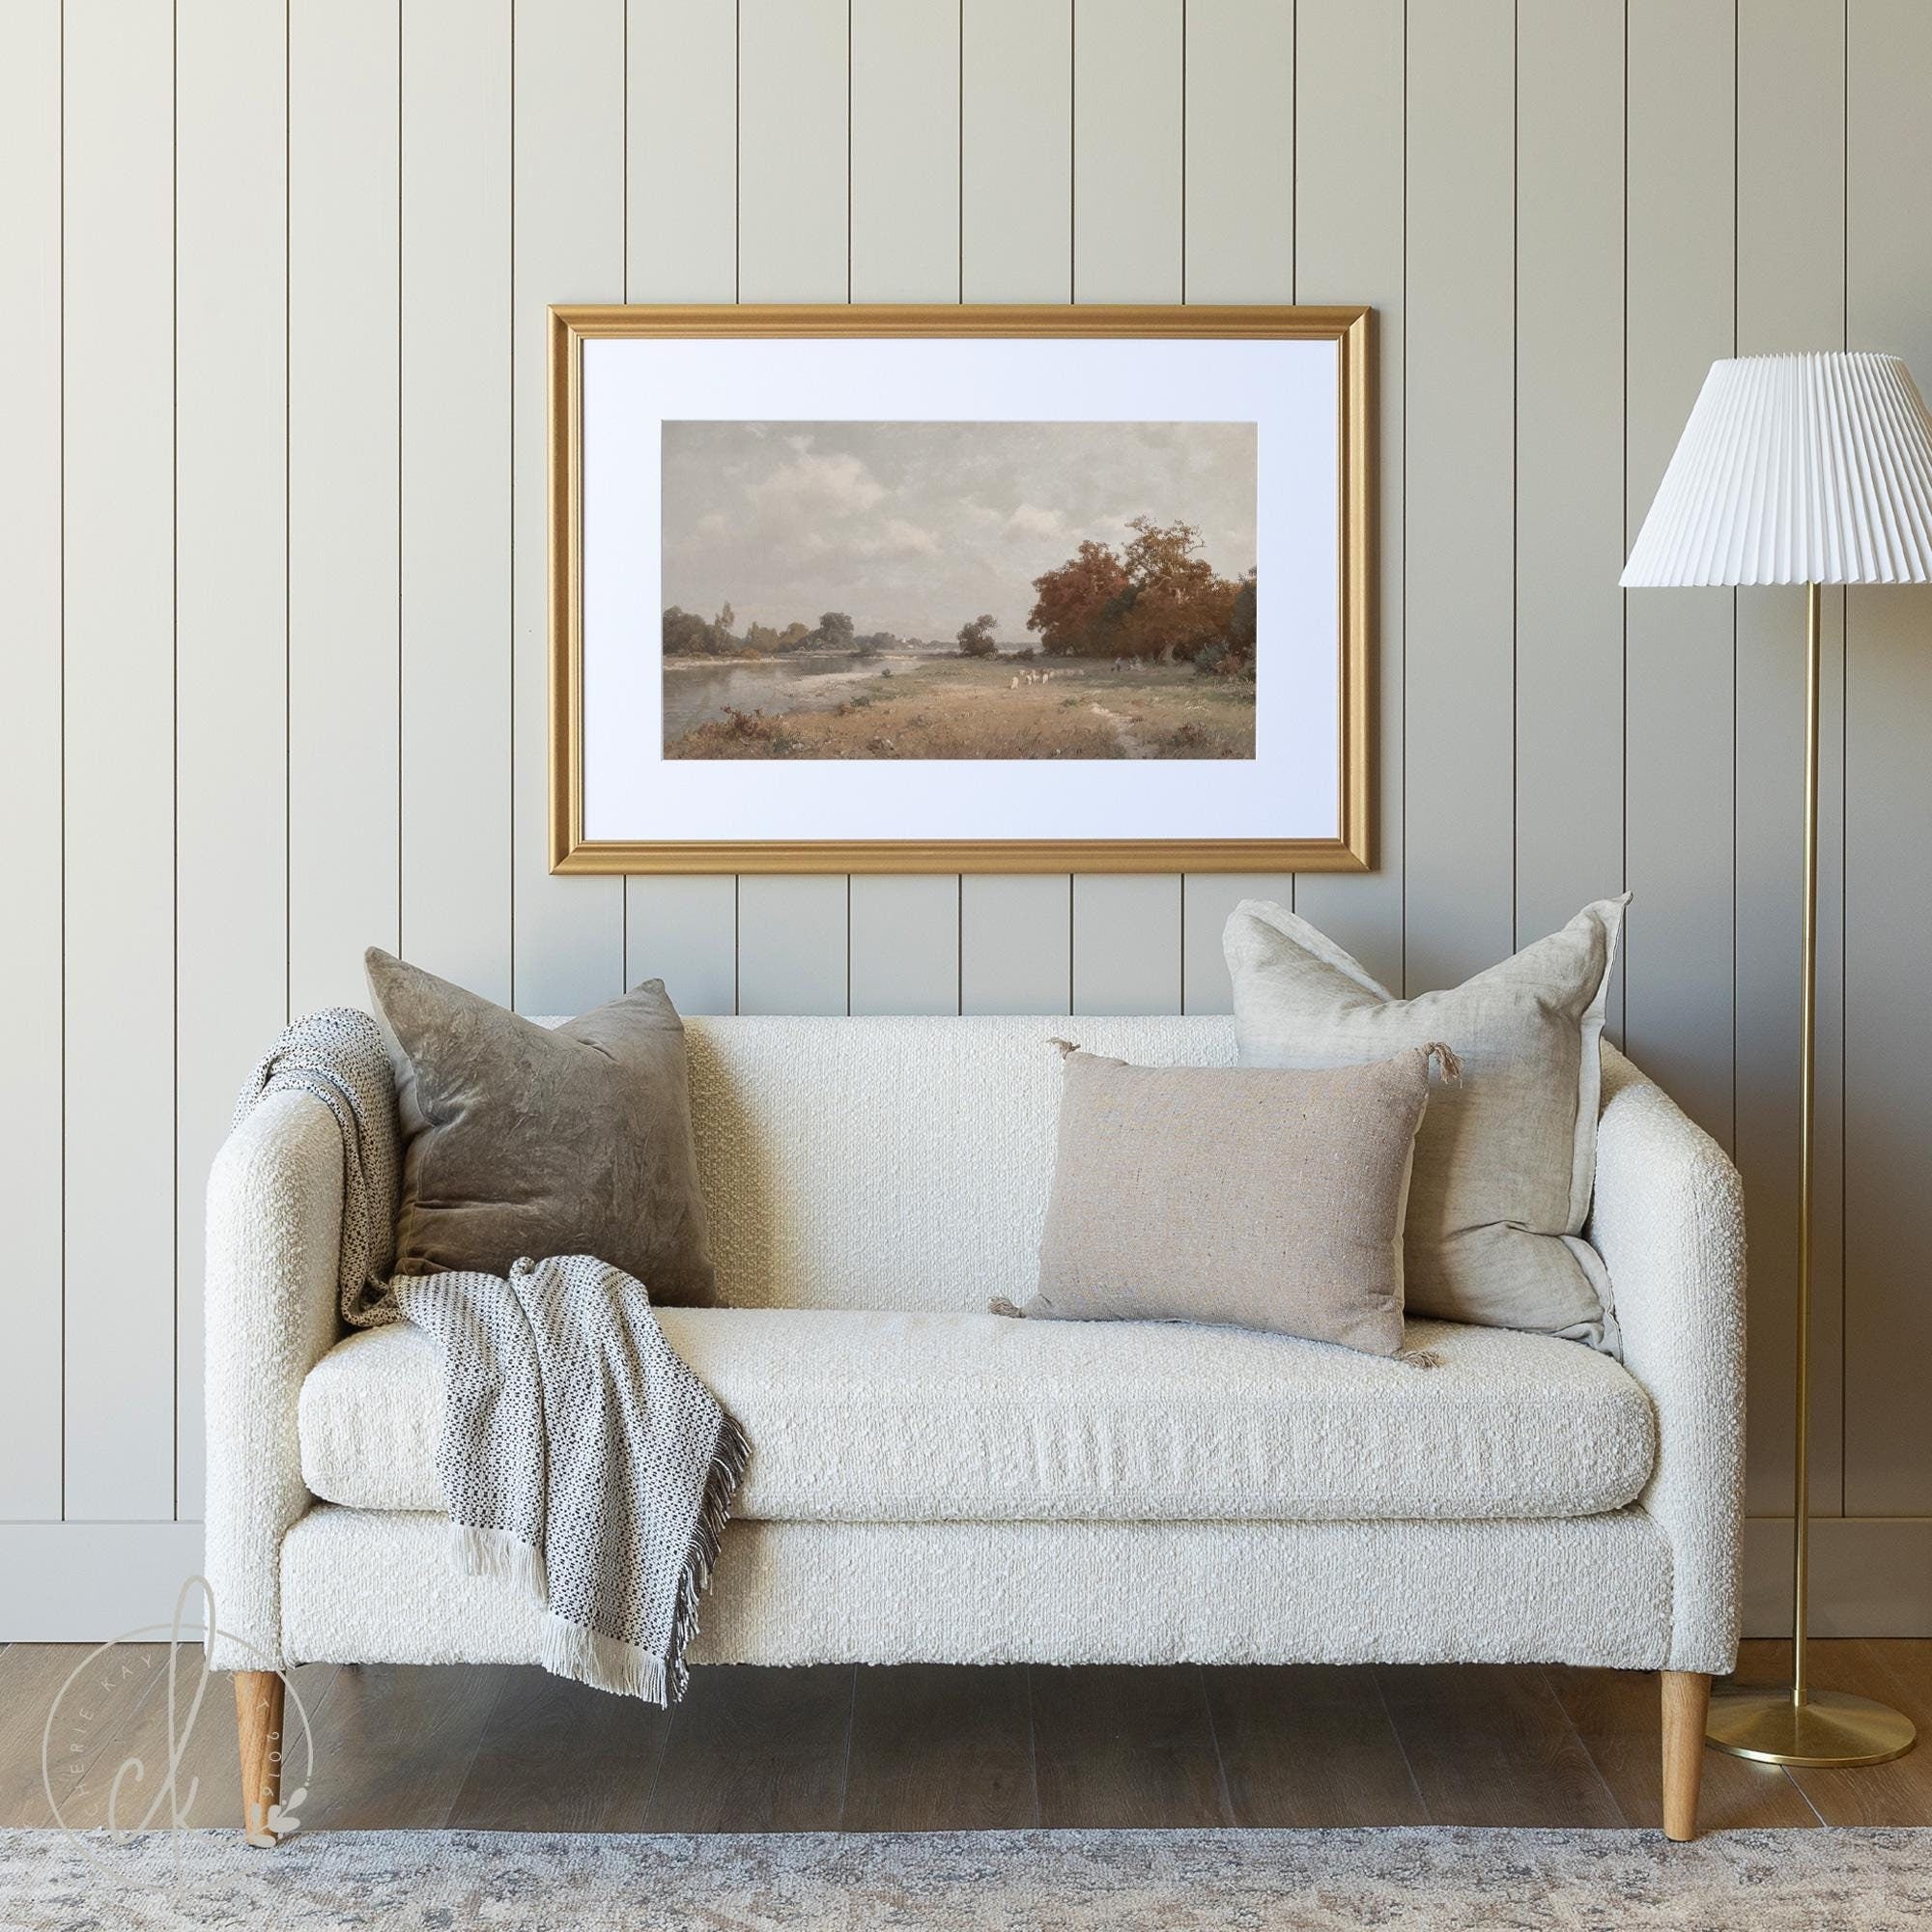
{"left": 0, "top": 1522, "right": 206, "bottom": 1641}
{"left": 4, "top": 1518, "right": 1925, "bottom": 1642}
{"left": 1743, "top": 1517, "right": 1932, "bottom": 1637}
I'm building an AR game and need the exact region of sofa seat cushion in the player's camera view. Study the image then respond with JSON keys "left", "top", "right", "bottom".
{"left": 298, "top": 1309, "right": 1655, "bottom": 1524}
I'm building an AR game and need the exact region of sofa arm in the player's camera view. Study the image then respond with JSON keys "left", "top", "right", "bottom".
{"left": 1590, "top": 1044, "right": 1747, "bottom": 1675}
{"left": 203, "top": 1090, "right": 345, "bottom": 1670}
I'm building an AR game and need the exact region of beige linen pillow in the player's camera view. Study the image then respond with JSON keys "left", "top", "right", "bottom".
{"left": 365, "top": 950, "right": 715, "bottom": 1303}
{"left": 1223, "top": 897, "right": 1627, "bottom": 1348}
{"left": 1005, "top": 1044, "right": 1449, "bottom": 1356}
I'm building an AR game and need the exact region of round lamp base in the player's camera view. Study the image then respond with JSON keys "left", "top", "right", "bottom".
{"left": 1706, "top": 1686, "right": 1916, "bottom": 1768}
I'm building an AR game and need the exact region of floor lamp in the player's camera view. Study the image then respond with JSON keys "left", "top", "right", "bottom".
{"left": 1623, "top": 351, "right": 1932, "bottom": 1768}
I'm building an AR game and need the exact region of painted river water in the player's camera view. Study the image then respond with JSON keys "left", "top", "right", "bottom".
{"left": 662, "top": 652, "right": 924, "bottom": 744}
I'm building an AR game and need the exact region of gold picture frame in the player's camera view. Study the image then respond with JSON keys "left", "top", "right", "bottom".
{"left": 550, "top": 302, "right": 1374, "bottom": 874}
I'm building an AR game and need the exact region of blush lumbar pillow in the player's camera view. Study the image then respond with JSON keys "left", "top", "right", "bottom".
{"left": 364, "top": 949, "right": 715, "bottom": 1303}
{"left": 1006, "top": 1043, "right": 1451, "bottom": 1357}
{"left": 1223, "top": 897, "right": 1627, "bottom": 1349}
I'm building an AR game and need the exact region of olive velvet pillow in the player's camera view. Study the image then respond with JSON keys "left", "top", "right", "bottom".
{"left": 1224, "top": 896, "right": 1627, "bottom": 1349}
{"left": 364, "top": 949, "right": 715, "bottom": 1302}
{"left": 1005, "top": 1044, "right": 1448, "bottom": 1357}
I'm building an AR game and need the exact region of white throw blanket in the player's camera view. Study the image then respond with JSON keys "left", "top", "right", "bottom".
{"left": 233, "top": 1009, "right": 749, "bottom": 1704}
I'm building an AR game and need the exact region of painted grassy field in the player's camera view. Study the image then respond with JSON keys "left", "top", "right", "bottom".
{"left": 663, "top": 656, "right": 1256, "bottom": 760}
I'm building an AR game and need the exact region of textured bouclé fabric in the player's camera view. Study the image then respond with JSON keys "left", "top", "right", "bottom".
{"left": 278, "top": 1506, "right": 1675, "bottom": 1670}
{"left": 205, "top": 1090, "right": 349, "bottom": 1671}
{"left": 1590, "top": 1050, "right": 1747, "bottom": 1674}
{"left": 1011, "top": 1045, "right": 1448, "bottom": 1353}
{"left": 207, "top": 1017, "right": 1744, "bottom": 1680}
{"left": 1226, "top": 898, "right": 1627, "bottom": 1350}
{"left": 299, "top": 1308, "right": 1657, "bottom": 1524}
{"left": 367, "top": 950, "right": 714, "bottom": 1303}
{"left": 673, "top": 1014, "right": 1245, "bottom": 1313}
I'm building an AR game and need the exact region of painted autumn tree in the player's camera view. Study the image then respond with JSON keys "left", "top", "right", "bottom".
{"left": 1026, "top": 517, "right": 1249, "bottom": 667}
{"left": 1023, "top": 539, "right": 1130, "bottom": 657}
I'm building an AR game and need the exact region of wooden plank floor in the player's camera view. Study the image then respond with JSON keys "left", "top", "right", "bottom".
{"left": 3, "top": 1640, "right": 1928, "bottom": 1834}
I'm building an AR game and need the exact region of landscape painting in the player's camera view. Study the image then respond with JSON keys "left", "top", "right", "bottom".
{"left": 658, "top": 420, "right": 1259, "bottom": 760}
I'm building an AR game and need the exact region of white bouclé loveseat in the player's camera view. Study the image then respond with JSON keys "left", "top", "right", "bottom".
{"left": 205, "top": 1014, "right": 1745, "bottom": 1841}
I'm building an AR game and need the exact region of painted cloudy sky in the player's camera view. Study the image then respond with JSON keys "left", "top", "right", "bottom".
{"left": 660, "top": 419, "right": 1258, "bottom": 642}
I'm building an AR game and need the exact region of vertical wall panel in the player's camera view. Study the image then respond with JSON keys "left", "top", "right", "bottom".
{"left": 1624, "top": 0, "right": 1736, "bottom": 1146}
{"left": 1845, "top": 0, "right": 1932, "bottom": 1517}
{"left": 852, "top": 0, "right": 959, "bottom": 301}
{"left": 1291, "top": 0, "right": 1405, "bottom": 995}
{"left": 175, "top": 0, "right": 288, "bottom": 1520}
{"left": 627, "top": 0, "right": 737, "bottom": 301}
{"left": 288, "top": 0, "right": 400, "bottom": 1018}
{"left": 1182, "top": 0, "right": 1292, "bottom": 303}
{"left": 1735, "top": 0, "right": 1848, "bottom": 1518}
{"left": 960, "top": 0, "right": 1074, "bottom": 1010}
{"left": 511, "top": 0, "right": 626, "bottom": 1017}
{"left": 849, "top": 877, "right": 960, "bottom": 1015}
{"left": 0, "top": 0, "right": 65, "bottom": 1519}
{"left": 625, "top": 0, "right": 739, "bottom": 998}
{"left": 848, "top": 0, "right": 964, "bottom": 1012}
{"left": 1069, "top": 0, "right": 1185, "bottom": 1007}
{"left": 1515, "top": 7, "right": 1625, "bottom": 952}
{"left": 401, "top": 0, "right": 512, "bottom": 1006}
{"left": 1179, "top": 0, "right": 1291, "bottom": 995}
{"left": 1401, "top": 0, "right": 1514, "bottom": 995}
{"left": 62, "top": 0, "right": 176, "bottom": 1520}
{"left": 626, "top": 875, "right": 737, "bottom": 1013}
{"left": 736, "top": 876, "right": 849, "bottom": 1014}
{"left": 730, "top": 0, "right": 850, "bottom": 1006}
{"left": 1073, "top": 876, "right": 1181, "bottom": 1013}
{"left": 1072, "top": 0, "right": 1181, "bottom": 305}
{"left": 738, "top": 0, "right": 847, "bottom": 302}
{"left": 1180, "top": 873, "right": 1294, "bottom": 1014}
{"left": 961, "top": 876, "right": 1071, "bottom": 1014}
{"left": 962, "top": 0, "right": 1070, "bottom": 303}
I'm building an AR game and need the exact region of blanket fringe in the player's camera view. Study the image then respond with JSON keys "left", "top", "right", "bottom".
{"left": 661, "top": 1409, "right": 753, "bottom": 1704}
{"left": 540, "top": 1616, "right": 670, "bottom": 1704}
{"left": 448, "top": 1521, "right": 548, "bottom": 1600}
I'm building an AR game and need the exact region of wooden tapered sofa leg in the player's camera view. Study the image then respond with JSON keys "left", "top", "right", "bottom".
{"left": 235, "top": 1670, "right": 285, "bottom": 1847}
{"left": 1662, "top": 1670, "right": 1711, "bottom": 1841}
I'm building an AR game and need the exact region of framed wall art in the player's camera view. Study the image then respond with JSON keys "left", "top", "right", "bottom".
{"left": 550, "top": 303, "right": 1373, "bottom": 873}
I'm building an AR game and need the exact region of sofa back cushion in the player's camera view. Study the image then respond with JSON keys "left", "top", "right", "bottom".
{"left": 680, "top": 1014, "right": 1236, "bottom": 1311}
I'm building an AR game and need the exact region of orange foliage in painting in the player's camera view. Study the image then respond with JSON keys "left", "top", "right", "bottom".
{"left": 1026, "top": 517, "right": 1252, "bottom": 668}
{"left": 1024, "top": 538, "right": 1131, "bottom": 657}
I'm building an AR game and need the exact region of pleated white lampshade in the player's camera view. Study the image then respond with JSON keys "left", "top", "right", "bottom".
{"left": 1622, "top": 351, "right": 1932, "bottom": 587}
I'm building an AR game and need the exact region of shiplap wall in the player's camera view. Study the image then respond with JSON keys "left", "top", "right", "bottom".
{"left": 5, "top": 0, "right": 1932, "bottom": 1634}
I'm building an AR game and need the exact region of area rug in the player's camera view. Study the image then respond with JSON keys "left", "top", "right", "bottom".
{"left": 3, "top": 1826, "right": 1929, "bottom": 1932}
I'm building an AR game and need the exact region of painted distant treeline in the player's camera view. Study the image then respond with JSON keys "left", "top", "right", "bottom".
{"left": 662, "top": 605, "right": 927, "bottom": 660}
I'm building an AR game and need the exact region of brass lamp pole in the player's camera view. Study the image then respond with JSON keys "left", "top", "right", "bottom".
{"left": 1702, "top": 580, "right": 1913, "bottom": 1767}
{"left": 1623, "top": 353, "right": 1932, "bottom": 1770}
